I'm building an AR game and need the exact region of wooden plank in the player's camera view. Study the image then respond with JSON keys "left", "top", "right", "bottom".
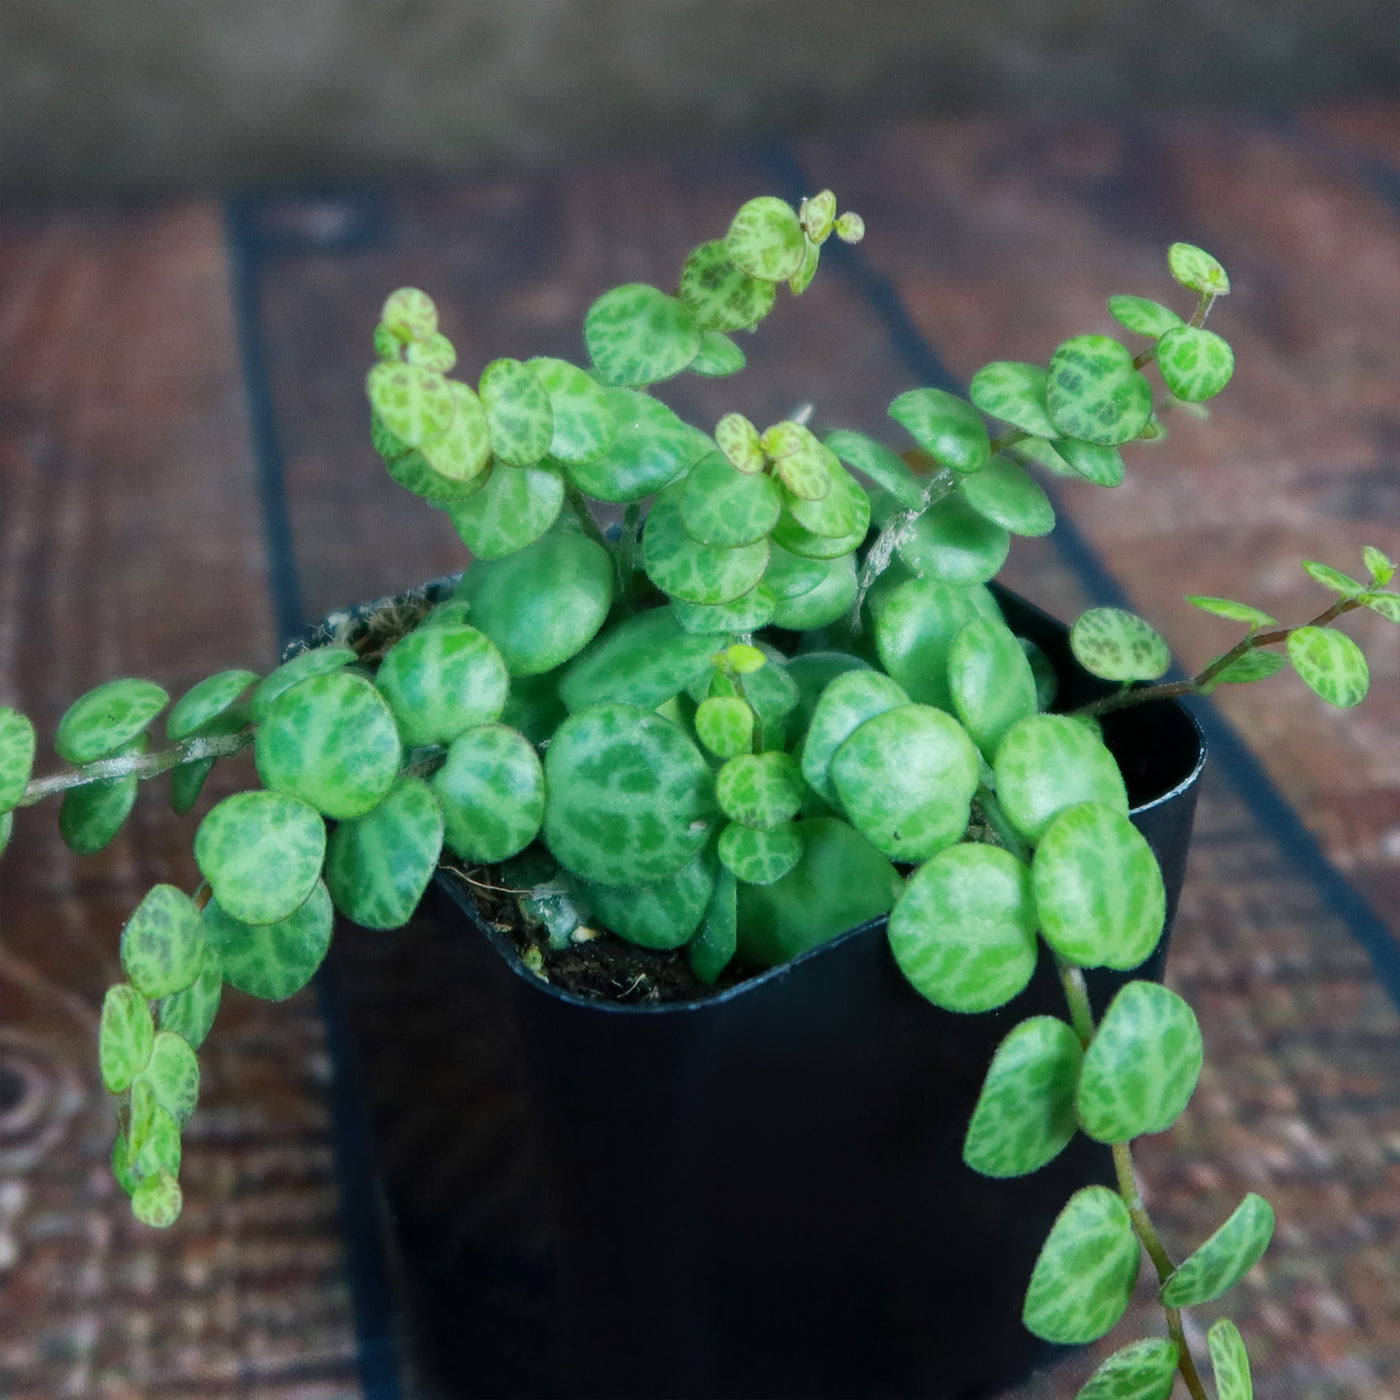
{"left": 0, "top": 202, "right": 359, "bottom": 1398}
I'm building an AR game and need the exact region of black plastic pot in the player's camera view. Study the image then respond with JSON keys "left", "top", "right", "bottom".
{"left": 320, "top": 588, "right": 1206, "bottom": 1399}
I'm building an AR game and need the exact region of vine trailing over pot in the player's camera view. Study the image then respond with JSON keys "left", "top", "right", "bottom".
{"left": 3, "top": 190, "right": 1395, "bottom": 1399}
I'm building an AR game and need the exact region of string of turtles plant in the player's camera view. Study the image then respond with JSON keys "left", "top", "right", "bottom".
{"left": 2, "top": 190, "right": 1395, "bottom": 1400}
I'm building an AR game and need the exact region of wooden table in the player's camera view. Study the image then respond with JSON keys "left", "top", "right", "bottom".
{"left": 3, "top": 104, "right": 1398, "bottom": 1397}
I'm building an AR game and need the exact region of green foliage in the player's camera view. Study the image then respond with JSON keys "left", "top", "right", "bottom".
{"left": 203, "top": 880, "right": 333, "bottom": 999}
{"left": 1070, "top": 608, "right": 1171, "bottom": 682}
{"left": 120, "top": 885, "right": 205, "bottom": 999}
{"left": 1046, "top": 336, "right": 1154, "bottom": 446}
{"left": 1287, "top": 625, "right": 1369, "bottom": 707}
{"left": 1160, "top": 1193, "right": 1275, "bottom": 1307}
{"left": 55, "top": 678, "right": 169, "bottom": 764}
{"left": 1076, "top": 1339, "right": 1180, "bottom": 1400}
{"left": 1207, "top": 1319, "right": 1253, "bottom": 1400}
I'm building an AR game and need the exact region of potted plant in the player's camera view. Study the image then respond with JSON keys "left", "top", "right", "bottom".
{"left": 1, "top": 190, "right": 1393, "bottom": 1399}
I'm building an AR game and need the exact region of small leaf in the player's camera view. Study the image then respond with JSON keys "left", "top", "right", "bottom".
{"left": 715, "top": 412, "right": 766, "bottom": 474}
{"left": 681, "top": 450, "right": 782, "bottom": 548}
{"left": 1161, "top": 1194, "right": 1275, "bottom": 1308}
{"left": 167, "top": 670, "right": 258, "bottom": 743}
{"left": 478, "top": 357, "right": 554, "bottom": 466}
{"left": 584, "top": 284, "right": 701, "bottom": 387}
{"left": 249, "top": 645, "right": 356, "bottom": 723}
{"left": 1023, "top": 1186, "right": 1140, "bottom": 1344}
{"left": 889, "top": 846, "right": 1040, "bottom": 1015}
{"left": 193, "top": 790, "right": 326, "bottom": 926}
{"left": 1076, "top": 1338, "right": 1180, "bottom": 1400}
{"left": 130, "top": 1171, "right": 183, "bottom": 1228}
{"left": 565, "top": 388, "right": 711, "bottom": 502}
{"left": 1032, "top": 803, "right": 1166, "bottom": 970}
{"left": 993, "top": 715, "right": 1128, "bottom": 848}
{"left": 560, "top": 607, "right": 719, "bottom": 713}
{"left": 801, "top": 668, "right": 911, "bottom": 806}
{"left": 725, "top": 196, "right": 806, "bottom": 282}
{"left": 405, "top": 331, "right": 456, "bottom": 373}
{"left": 130, "top": 1104, "right": 182, "bottom": 1182}
{"left": 586, "top": 846, "right": 718, "bottom": 949}
{"left": 1362, "top": 591, "right": 1400, "bottom": 623}
{"left": 134, "top": 1029, "right": 200, "bottom": 1126}
{"left": 380, "top": 287, "right": 438, "bottom": 343}
{"left": 767, "top": 553, "right": 856, "bottom": 631}
{"left": 948, "top": 617, "right": 1039, "bottom": 760}
{"left": 896, "top": 494, "right": 1011, "bottom": 586}
{"left": 99, "top": 983, "right": 154, "bottom": 1093}
{"left": 1362, "top": 545, "right": 1396, "bottom": 587}
{"left": 1301, "top": 559, "right": 1364, "bottom": 597}
{"left": 716, "top": 751, "right": 805, "bottom": 830}
{"left": 958, "top": 455, "right": 1055, "bottom": 537}
{"left": 157, "top": 945, "right": 223, "bottom": 1050}
{"left": 689, "top": 867, "right": 738, "bottom": 984}
{"left": 0, "top": 707, "right": 36, "bottom": 813}
{"left": 688, "top": 331, "right": 745, "bottom": 377}
{"left": 1168, "top": 243, "right": 1230, "bottom": 296}
{"left": 120, "top": 885, "right": 205, "bottom": 999}
{"left": 169, "top": 758, "right": 216, "bottom": 816}
{"left": 1287, "top": 626, "right": 1369, "bottom": 707}
{"left": 799, "top": 189, "right": 837, "bottom": 243}
{"left": 1070, "top": 608, "right": 1171, "bottom": 682}
{"left": 1107, "top": 295, "right": 1184, "bottom": 338}
{"left": 1046, "top": 336, "right": 1154, "bottom": 446}
{"left": 432, "top": 723, "right": 545, "bottom": 864}
{"left": 375, "top": 622, "right": 509, "bottom": 746}
{"left": 968, "top": 362, "right": 1058, "bottom": 439}
{"left": 643, "top": 480, "right": 771, "bottom": 606}
{"left": 888, "top": 387, "right": 991, "bottom": 475}
{"left": 1206, "top": 1319, "right": 1253, "bottom": 1400}
{"left": 203, "top": 880, "right": 334, "bottom": 1000}
{"left": 444, "top": 460, "right": 566, "bottom": 560}
{"left": 873, "top": 577, "right": 992, "bottom": 712}
{"left": 59, "top": 763, "right": 139, "bottom": 855}
{"left": 961, "top": 1015, "right": 1083, "bottom": 1176}
{"left": 1186, "top": 595, "right": 1275, "bottom": 629}
{"left": 718, "top": 819, "right": 803, "bottom": 885}
{"left": 833, "top": 211, "right": 864, "bottom": 243}
{"left": 1077, "top": 981, "right": 1202, "bottom": 1141}
{"left": 677, "top": 240, "right": 777, "bottom": 331}
{"left": 528, "top": 356, "right": 618, "bottom": 466}
{"left": 824, "top": 428, "right": 925, "bottom": 509}
{"left": 1155, "top": 325, "right": 1234, "bottom": 403}
{"left": 695, "top": 696, "right": 755, "bottom": 760}
{"left": 364, "top": 362, "right": 455, "bottom": 449}
{"left": 419, "top": 382, "right": 493, "bottom": 485}
{"left": 1053, "top": 436, "right": 1125, "bottom": 487}
{"left": 55, "top": 678, "right": 169, "bottom": 764}
{"left": 1209, "top": 649, "right": 1286, "bottom": 685}
{"left": 788, "top": 236, "right": 820, "bottom": 295}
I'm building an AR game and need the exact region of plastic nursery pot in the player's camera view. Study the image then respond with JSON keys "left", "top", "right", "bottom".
{"left": 318, "top": 586, "right": 1206, "bottom": 1400}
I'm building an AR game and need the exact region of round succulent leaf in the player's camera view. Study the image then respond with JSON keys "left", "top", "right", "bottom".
{"left": 250, "top": 646, "right": 356, "bottom": 723}
{"left": 157, "top": 945, "right": 223, "bottom": 1051}
{"left": 169, "top": 757, "right": 216, "bottom": 817}
{"left": 203, "top": 880, "right": 333, "bottom": 1000}
{"left": 60, "top": 766, "right": 139, "bottom": 855}
{"left": 130, "top": 1103, "right": 182, "bottom": 1182}
{"left": 1046, "top": 336, "right": 1154, "bottom": 446}
{"left": 1187, "top": 595, "right": 1275, "bottom": 629}
{"left": 678, "top": 239, "right": 778, "bottom": 331}
{"left": 890, "top": 844, "right": 1039, "bottom": 1014}
{"left": 1052, "top": 436, "right": 1125, "bottom": 488}
{"left": 99, "top": 983, "right": 155, "bottom": 1093}
{"left": 715, "top": 412, "right": 765, "bottom": 474}
{"left": 688, "top": 332, "right": 746, "bottom": 377}
{"left": 1107, "top": 295, "right": 1185, "bottom": 338}
{"left": 724, "top": 196, "right": 806, "bottom": 282}
{"left": 120, "top": 884, "right": 205, "bottom": 999}
{"left": 717, "top": 751, "right": 805, "bottom": 830}
{"left": 444, "top": 460, "right": 565, "bottom": 560}
{"left": 960, "top": 1015, "right": 1083, "bottom": 1177}
{"left": 1070, "top": 608, "right": 1172, "bottom": 682}
{"left": 1362, "top": 590, "right": 1400, "bottom": 623}
{"left": 769, "top": 551, "right": 857, "bottom": 631}
{"left": 381, "top": 287, "right": 438, "bottom": 343}
{"left": 0, "top": 707, "right": 36, "bottom": 812}
{"left": 1167, "top": 243, "right": 1230, "bottom": 296}
{"left": 326, "top": 775, "right": 445, "bottom": 929}
{"left": 643, "top": 480, "right": 771, "bottom": 606}
{"left": 968, "top": 362, "right": 1058, "bottom": 439}
{"left": 672, "top": 584, "right": 778, "bottom": 635}
{"left": 55, "top": 678, "right": 169, "bottom": 765}
{"left": 1287, "top": 626, "right": 1369, "bottom": 708}
{"left": 375, "top": 622, "right": 509, "bottom": 747}
{"left": 801, "top": 668, "right": 911, "bottom": 806}
{"left": 528, "top": 356, "right": 617, "bottom": 465}
{"left": 1077, "top": 980, "right": 1202, "bottom": 1141}
{"left": 565, "top": 388, "right": 711, "bottom": 501}
{"left": 543, "top": 703, "right": 716, "bottom": 886}
{"left": 735, "top": 817, "right": 901, "bottom": 966}
{"left": 994, "top": 715, "right": 1129, "bottom": 847}
{"left": 738, "top": 646, "right": 801, "bottom": 727}
{"left": 167, "top": 669, "right": 258, "bottom": 742}
{"left": 888, "top": 387, "right": 991, "bottom": 475}
{"left": 762, "top": 540, "right": 828, "bottom": 601}
{"left": 1210, "top": 649, "right": 1287, "bottom": 686}
{"left": 1206, "top": 1320, "right": 1253, "bottom": 1400}
{"left": 948, "top": 617, "right": 1039, "bottom": 760}
{"left": 957, "top": 455, "right": 1055, "bottom": 537}
{"left": 1160, "top": 1194, "right": 1275, "bottom": 1309}
{"left": 689, "top": 868, "right": 738, "bottom": 985}
{"left": 1033, "top": 804, "right": 1166, "bottom": 970}
{"left": 695, "top": 696, "right": 754, "bottom": 759}
{"left": 770, "top": 499, "right": 868, "bottom": 560}
{"left": 681, "top": 450, "right": 782, "bottom": 547}
{"left": 420, "top": 382, "right": 493, "bottom": 484}
{"left": 788, "top": 235, "right": 821, "bottom": 295}
{"left": 454, "top": 530, "right": 614, "bottom": 676}
{"left": 432, "top": 723, "right": 544, "bottom": 864}
{"left": 799, "top": 189, "right": 837, "bottom": 242}
{"left": 365, "top": 362, "right": 455, "bottom": 448}
{"left": 477, "top": 357, "right": 553, "bottom": 466}
{"left": 255, "top": 669, "right": 402, "bottom": 820}
{"left": 823, "top": 428, "right": 925, "bottom": 510}
{"left": 896, "top": 493, "right": 1011, "bottom": 586}
{"left": 718, "top": 819, "right": 803, "bottom": 885}
{"left": 874, "top": 577, "right": 992, "bottom": 711}
{"left": 405, "top": 331, "right": 456, "bottom": 373}
{"left": 382, "top": 439, "right": 490, "bottom": 504}
{"left": 831, "top": 705, "right": 980, "bottom": 863}
{"left": 193, "top": 790, "right": 326, "bottom": 926}
{"left": 134, "top": 1029, "right": 200, "bottom": 1127}
{"left": 131, "top": 1171, "right": 183, "bottom": 1228}
{"left": 1154, "top": 325, "right": 1234, "bottom": 403}
{"left": 562, "top": 608, "right": 728, "bottom": 714}
{"left": 1023, "top": 1186, "right": 1140, "bottom": 1345}
{"left": 1076, "top": 1338, "right": 1181, "bottom": 1400}
{"left": 585, "top": 845, "right": 718, "bottom": 949}
{"left": 584, "top": 283, "right": 701, "bottom": 387}
{"left": 1301, "top": 559, "right": 1364, "bottom": 597}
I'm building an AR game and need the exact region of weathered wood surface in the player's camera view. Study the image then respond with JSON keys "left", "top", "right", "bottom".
{"left": 2, "top": 102, "right": 1397, "bottom": 1397}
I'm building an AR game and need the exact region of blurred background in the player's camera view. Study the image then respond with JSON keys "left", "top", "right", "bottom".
{"left": 4, "top": 0, "right": 1400, "bottom": 202}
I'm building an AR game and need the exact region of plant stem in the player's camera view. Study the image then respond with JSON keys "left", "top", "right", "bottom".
{"left": 1056, "top": 959, "right": 1096, "bottom": 1047}
{"left": 18, "top": 730, "right": 255, "bottom": 805}
{"left": 616, "top": 501, "right": 642, "bottom": 601}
